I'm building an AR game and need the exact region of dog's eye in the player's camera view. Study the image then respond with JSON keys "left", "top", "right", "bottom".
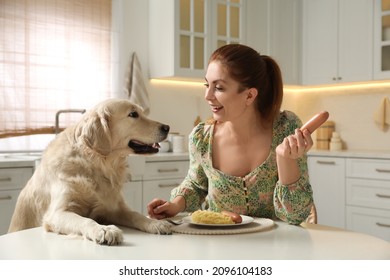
{"left": 128, "top": 111, "right": 139, "bottom": 118}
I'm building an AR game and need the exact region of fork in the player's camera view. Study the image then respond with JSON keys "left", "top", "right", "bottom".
{"left": 166, "top": 219, "right": 184, "bottom": 225}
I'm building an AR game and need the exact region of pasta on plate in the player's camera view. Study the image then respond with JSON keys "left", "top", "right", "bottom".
{"left": 191, "top": 210, "right": 234, "bottom": 225}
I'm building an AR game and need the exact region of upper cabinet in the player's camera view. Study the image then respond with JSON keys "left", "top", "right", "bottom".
{"left": 149, "top": 0, "right": 246, "bottom": 81}
{"left": 148, "top": 0, "right": 389, "bottom": 85}
{"left": 374, "top": 0, "right": 390, "bottom": 80}
{"left": 301, "top": 0, "right": 373, "bottom": 85}
{"left": 267, "top": 0, "right": 302, "bottom": 85}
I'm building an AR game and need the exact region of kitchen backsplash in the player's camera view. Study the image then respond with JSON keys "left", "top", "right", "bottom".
{"left": 1, "top": 83, "right": 389, "bottom": 153}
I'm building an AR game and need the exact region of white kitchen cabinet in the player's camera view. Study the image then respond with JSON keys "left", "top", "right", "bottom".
{"left": 123, "top": 181, "right": 143, "bottom": 213}
{"left": 346, "top": 158, "right": 390, "bottom": 241}
{"left": 267, "top": 0, "right": 302, "bottom": 85}
{"left": 373, "top": 0, "right": 390, "bottom": 79}
{"left": 125, "top": 153, "right": 189, "bottom": 215}
{"left": 307, "top": 156, "right": 346, "bottom": 228}
{"left": 0, "top": 167, "right": 34, "bottom": 235}
{"left": 143, "top": 179, "right": 182, "bottom": 215}
{"left": 301, "top": 0, "right": 373, "bottom": 85}
{"left": 141, "top": 160, "right": 189, "bottom": 215}
{"left": 149, "top": 0, "right": 246, "bottom": 81}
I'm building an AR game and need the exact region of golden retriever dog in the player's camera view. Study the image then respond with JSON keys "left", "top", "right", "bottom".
{"left": 8, "top": 98, "right": 172, "bottom": 245}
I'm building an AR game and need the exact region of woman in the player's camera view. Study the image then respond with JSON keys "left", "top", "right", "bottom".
{"left": 148, "top": 44, "right": 314, "bottom": 225}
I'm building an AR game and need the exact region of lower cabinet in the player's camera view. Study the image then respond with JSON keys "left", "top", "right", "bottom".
{"left": 345, "top": 158, "right": 390, "bottom": 242}
{"left": 125, "top": 154, "right": 189, "bottom": 215}
{"left": 142, "top": 179, "right": 182, "bottom": 215}
{"left": 123, "top": 181, "right": 143, "bottom": 214}
{"left": 0, "top": 167, "right": 34, "bottom": 235}
{"left": 346, "top": 206, "right": 390, "bottom": 242}
{"left": 307, "top": 156, "right": 346, "bottom": 228}
{"left": 308, "top": 153, "right": 390, "bottom": 242}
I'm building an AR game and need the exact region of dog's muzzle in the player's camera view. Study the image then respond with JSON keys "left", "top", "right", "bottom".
{"left": 128, "top": 124, "right": 170, "bottom": 154}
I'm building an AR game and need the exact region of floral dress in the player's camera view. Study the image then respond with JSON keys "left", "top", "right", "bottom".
{"left": 170, "top": 110, "right": 313, "bottom": 225}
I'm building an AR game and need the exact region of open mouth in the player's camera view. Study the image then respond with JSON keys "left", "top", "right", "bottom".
{"left": 128, "top": 140, "right": 160, "bottom": 154}
{"left": 210, "top": 105, "right": 223, "bottom": 113}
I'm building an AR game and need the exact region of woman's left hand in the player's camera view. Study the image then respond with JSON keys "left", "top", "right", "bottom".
{"left": 276, "top": 128, "right": 313, "bottom": 159}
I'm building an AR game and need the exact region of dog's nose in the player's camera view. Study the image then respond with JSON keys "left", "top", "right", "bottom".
{"left": 161, "top": 124, "right": 170, "bottom": 134}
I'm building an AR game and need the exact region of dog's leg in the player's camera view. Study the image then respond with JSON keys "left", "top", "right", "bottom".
{"left": 109, "top": 206, "right": 172, "bottom": 235}
{"left": 43, "top": 211, "right": 124, "bottom": 245}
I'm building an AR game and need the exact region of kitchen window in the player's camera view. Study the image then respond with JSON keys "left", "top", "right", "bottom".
{"left": 0, "top": 0, "right": 114, "bottom": 139}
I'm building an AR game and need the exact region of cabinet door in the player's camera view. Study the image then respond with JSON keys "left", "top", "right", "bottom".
{"left": 302, "top": 0, "right": 373, "bottom": 85}
{"left": 268, "top": 0, "right": 302, "bottom": 85}
{"left": 338, "top": 0, "right": 373, "bottom": 83}
{"left": 142, "top": 178, "right": 182, "bottom": 215}
{"left": 308, "top": 156, "right": 346, "bottom": 228}
{"left": 149, "top": 0, "right": 246, "bottom": 81}
{"left": 0, "top": 189, "right": 21, "bottom": 235}
{"left": 347, "top": 206, "right": 390, "bottom": 242}
{"left": 374, "top": 0, "right": 390, "bottom": 79}
{"left": 302, "top": 0, "right": 338, "bottom": 85}
{"left": 123, "top": 181, "right": 143, "bottom": 214}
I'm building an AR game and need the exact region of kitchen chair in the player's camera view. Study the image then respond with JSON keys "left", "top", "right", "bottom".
{"left": 305, "top": 204, "right": 317, "bottom": 224}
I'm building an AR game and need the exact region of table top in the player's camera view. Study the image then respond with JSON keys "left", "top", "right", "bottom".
{"left": 0, "top": 220, "right": 389, "bottom": 260}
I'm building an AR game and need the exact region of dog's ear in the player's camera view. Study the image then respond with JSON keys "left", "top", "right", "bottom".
{"left": 76, "top": 109, "right": 112, "bottom": 156}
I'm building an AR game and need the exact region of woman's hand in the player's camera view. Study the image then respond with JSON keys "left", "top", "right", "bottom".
{"left": 275, "top": 128, "right": 313, "bottom": 185}
{"left": 276, "top": 128, "right": 313, "bottom": 159}
{"left": 147, "top": 197, "right": 185, "bottom": 219}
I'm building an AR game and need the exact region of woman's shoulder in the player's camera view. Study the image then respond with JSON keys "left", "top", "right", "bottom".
{"left": 189, "top": 119, "right": 215, "bottom": 144}
{"left": 274, "top": 110, "right": 303, "bottom": 134}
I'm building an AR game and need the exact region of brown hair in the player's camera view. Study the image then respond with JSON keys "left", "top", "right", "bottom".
{"left": 209, "top": 44, "right": 283, "bottom": 123}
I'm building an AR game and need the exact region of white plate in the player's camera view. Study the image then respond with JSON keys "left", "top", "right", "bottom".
{"left": 182, "top": 215, "right": 254, "bottom": 227}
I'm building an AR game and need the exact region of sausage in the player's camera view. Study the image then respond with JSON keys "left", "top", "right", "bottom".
{"left": 221, "top": 211, "right": 242, "bottom": 224}
{"left": 300, "top": 111, "right": 329, "bottom": 134}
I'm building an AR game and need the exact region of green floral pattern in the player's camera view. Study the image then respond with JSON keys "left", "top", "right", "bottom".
{"left": 171, "top": 110, "right": 313, "bottom": 225}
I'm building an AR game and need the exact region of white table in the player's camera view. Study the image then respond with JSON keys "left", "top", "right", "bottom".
{"left": 0, "top": 220, "right": 389, "bottom": 260}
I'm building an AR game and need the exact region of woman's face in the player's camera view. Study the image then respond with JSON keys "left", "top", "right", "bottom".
{"left": 204, "top": 61, "right": 249, "bottom": 122}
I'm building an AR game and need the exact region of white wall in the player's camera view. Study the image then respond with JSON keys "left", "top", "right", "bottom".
{"left": 294, "top": 87, "right": 390, "bottom": 151}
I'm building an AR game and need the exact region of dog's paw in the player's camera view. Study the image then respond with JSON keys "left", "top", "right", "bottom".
{"left": 92, "top": 225, "right": 124, "bottom": 245}
{"left": 145, "top": 219, "right": 172, "bottom": 235}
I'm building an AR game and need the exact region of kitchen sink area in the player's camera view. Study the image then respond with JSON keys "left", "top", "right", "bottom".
{"left": 0, "top": 151, "right": 42, "bottom": 169}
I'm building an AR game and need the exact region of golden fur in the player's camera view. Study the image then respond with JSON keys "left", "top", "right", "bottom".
{"left": 8, "top": 98, "right": 172, "bottom": 245}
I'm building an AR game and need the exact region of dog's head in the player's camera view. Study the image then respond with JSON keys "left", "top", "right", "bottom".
{"left": 75, "top": 99, "right": 170, "bottom": 156}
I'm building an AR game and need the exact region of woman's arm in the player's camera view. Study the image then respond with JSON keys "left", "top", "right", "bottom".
{"left": 273, "top": 112, "right": 314, "bottom": 224}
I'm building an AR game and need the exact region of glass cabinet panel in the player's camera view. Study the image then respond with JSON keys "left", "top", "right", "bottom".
{"left": 180, "top": 35, "right": 190, "bottom": 68}
{"left": 375, "top": 0, "right": 390, "bottom": 77}
{"left": 194, "top": 0, "right": 204, "bottom": 33}
{"left": 230, "top": 6, "right": 240, "bottom": 38}
{"left": 179, "top": 0, "right": 206, "bottom": 71}
{"left": 194, "top": 37, "right": 204, "bottom": 69}
{"left": 217, "top": 4, "right": 227, "bottom": 36}
{"left": 215, "top": 0, "right": 243, "bottom": 47}
{"left": 381, "top": 0, "right": 390, "bottom": 71}
{"left": 180, "top": 0, "right": 190, "bottom": 31}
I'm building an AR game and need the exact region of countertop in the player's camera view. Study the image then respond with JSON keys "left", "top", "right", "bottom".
{"left": 0, "top": 152, "right": 189, "bottom": 169}
{"left": 0, "top": 153, "right": 41, "bottom": 168}
{"left": 128, "top": 152, "right": 189, "bottom": 162}
{"left": 308, "top": 149, "right": 390, "bottom": 159}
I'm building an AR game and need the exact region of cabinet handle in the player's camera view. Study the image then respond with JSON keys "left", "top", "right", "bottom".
{"left": 375, "top": 168, "right": 390, "bottom": 173}
{"left": 0, "top": 195, "right": 12, "bottom": 201}
{"left": 376, "top": 222, "right": 390, "bottom": 228}
{"left": 376, "top": 194, "right": 390, "bottom": 199}
{"left": 0, "top": 177, "right": 12, "bottom": 182}
{"left": 316, "top": 160, "right": 336, "bottom": 165}
{"left": 158, "top": 168, "right": 179, "bottom": 173}
{"left": 158, "top": 184, "right": 180, "bottom": 188}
